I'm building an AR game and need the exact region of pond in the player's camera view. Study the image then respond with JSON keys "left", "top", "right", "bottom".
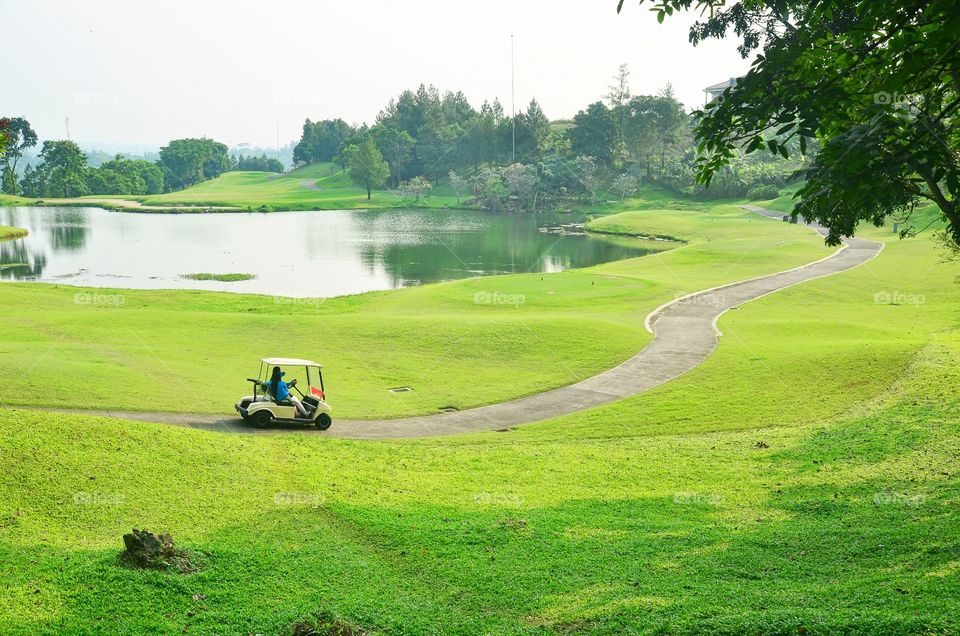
{"left": 0, "top": 206, "right": 653, "bottom": 298}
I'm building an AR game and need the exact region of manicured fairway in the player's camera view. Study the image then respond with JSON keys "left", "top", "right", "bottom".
{"left": 0, "top": 202, "right": 831, "bottom": 419}
{"left": 2, "top": 200, "right": 958, "bottom": 634}
{"left": 1, "top": 164, "right": 466, "bottom": 212}
{"left": 1, "top": 220, "right": 958, "bottom": 633}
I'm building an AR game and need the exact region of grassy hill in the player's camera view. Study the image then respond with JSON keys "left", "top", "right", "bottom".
{"left": 0, "top": 163, "right": 466, "bottom": 212}
{"left": 2, "top": 198, "right": 959, "bottom": 633}
{"left": 134, "top": 163, "right": 464, "bottom": 211}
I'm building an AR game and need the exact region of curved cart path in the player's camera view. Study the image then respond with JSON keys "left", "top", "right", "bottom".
{"left": 28, "top": 206, "right": 883, "bottom": 439}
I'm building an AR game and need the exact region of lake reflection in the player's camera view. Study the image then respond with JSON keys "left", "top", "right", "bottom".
{"left": 0, "top": 207, "right": 651, "bottom": 298}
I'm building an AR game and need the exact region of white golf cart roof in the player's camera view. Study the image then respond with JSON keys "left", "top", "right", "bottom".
{"left": 261, "top": 357, "right": 323, "bottom": 368}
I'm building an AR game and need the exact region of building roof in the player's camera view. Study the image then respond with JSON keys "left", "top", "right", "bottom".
{"left": 704, "top": 78, "right": 737, "bottom": 92}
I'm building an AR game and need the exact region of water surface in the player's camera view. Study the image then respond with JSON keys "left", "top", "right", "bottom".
{"left": 0, "top": 207, "right": 651, "bottom": 298}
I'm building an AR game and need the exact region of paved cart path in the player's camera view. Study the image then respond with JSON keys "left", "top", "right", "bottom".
{"left": 21, "top": 206, "right": 883, "bottom": 439}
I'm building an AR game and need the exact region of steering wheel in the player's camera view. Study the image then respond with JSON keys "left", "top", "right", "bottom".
{"left": 289, "top": 380, "right": 307, "bottom": 398}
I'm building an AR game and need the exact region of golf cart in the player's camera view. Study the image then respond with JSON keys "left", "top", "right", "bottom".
{"left": 235, "top": 357, "right": 332, "bottom": 430}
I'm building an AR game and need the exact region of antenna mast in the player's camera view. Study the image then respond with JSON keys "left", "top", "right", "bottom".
{"left": 511, "top": 34, "right": 516, "bottom": 164}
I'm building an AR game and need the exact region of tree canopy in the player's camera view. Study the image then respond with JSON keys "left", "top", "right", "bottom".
{"left": 618, "top": 0, "right": 960, "bottom": 246}
{"left": 1, "top": 117, "right": 38, "bottom": 194}
{"left": 346, "top": 137, "right": 390, "bottom": 200}
{"left": 159, "top": 138, "right": 232, "bottom": 190}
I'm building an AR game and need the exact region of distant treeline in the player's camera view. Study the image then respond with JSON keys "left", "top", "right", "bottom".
{"left": 294, "top": 65, "right": 803, "bottom": 208}
{"left": 1, "top": 125, "right": 283, "bottom": 198}
{"left": 1, "top": 64, "right": 802, "bottom": 202}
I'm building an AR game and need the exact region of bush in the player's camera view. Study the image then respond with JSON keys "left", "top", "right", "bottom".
{"left": 748, "top": 184, "right": 780, "bottom": 200}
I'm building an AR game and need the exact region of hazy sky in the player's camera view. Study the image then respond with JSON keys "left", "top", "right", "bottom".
{"left": 3, "top": 0, "right": 751, "bottom": 150}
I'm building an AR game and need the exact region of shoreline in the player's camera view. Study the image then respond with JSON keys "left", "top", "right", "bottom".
{"left": 0, "top": 196, "right": 488, "bottom": 215}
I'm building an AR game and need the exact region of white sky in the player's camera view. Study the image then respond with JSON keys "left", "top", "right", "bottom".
{"left": 2, "top": 0, "right": 751, "bottom": 149}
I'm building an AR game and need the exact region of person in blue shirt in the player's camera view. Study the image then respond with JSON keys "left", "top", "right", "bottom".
{"left": 263, "top": 366, "right": 308, "bottom": 417}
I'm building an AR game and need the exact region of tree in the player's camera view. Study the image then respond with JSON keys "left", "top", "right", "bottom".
{"left": 569, "top": 102, "right": 617, "bottom": 164}
{"left": 613, "top": 173, "right": 638, "bottom": 199}
{"left": 235, "top": 153, "right": 283, "bottom": 173}
{"left": 469, "top": 167, "right": 508, "bottom": 210}
{"left": 32, "top": 140, "right": 89, "bottom": 197}
{"left": 347, "top": 137, "right": 390, "bottom": 200}
{"left": 400, "top": 175, "right": 432, "bottom": 201}
{"left": 373, "top": 124, "right": 415, "bottom": 187}
{"left": 574, "top": 155, "right": 600, "bottom": 203}
{"left": 502, "top": 163, "right": 539, "bottom": 209}
{"left": 448, "top": 170, "right": 466, "bottom": 202}
{"left": 293, "top": 118, "right": 354, "bottom": 165}
{"left": 1, "top": 117, "right": 38, "bottom": 195}
{"left": 19, "top": 163, "right": 43, "bottom": 197}
{"left": 514, "top": 99, "right": 551, "bottom": 163}
{"left": 619, "top": 0, "right": 960, "bottom": 246}
{"left": 0, "top": 118, "right": 8, "bottom": 156}
{"left": 159, "top": 138, "right": 231, "bottom": 190}
{"left": 606, "top": 64, "right": 632, "bottom": 162}
{"left": 99, "top": 156, "right": 165, "bottom": 194}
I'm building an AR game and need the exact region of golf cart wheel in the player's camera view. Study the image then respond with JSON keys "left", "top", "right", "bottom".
{"left": 315, "top": 413, "right": 332, "bottom": 431}
{"left": 251, "top": 410, "right": 273, "bottom": 428}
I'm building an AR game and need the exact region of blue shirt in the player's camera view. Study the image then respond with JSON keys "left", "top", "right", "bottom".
{"left": 263, "top": 380, "right": 290, "bottom": 400}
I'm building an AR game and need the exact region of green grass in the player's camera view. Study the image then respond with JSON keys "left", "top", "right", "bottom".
{"left": 3, "top": 198, "right": 959, "bottom": 633}
{"left": 0, "top": 225, "right": 27, "bottom": 240}
{"left": 179, "top": 273, "right": 257, "bottom": 282}
{"left": 132, "top": 163, "right": 464, "bottom": 211}
{"left": 0, "top": 163, "right": 468, "bottom": 212}
{"left": 0, "top": 202, "right": 831, "bottom": 419}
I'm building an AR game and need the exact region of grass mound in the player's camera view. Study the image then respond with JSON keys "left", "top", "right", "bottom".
{"left": 180, "top": 272, "right": 256, "bottom": 282}
{"left": 0, "top": 225, "right": 27, "bottom": 240}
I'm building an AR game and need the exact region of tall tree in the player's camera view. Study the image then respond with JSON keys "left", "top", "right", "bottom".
{"left": 569, "top": 102, "right": 617, "bottom": 164}
{"left": 1, "top": 117, "right": 38, "bottom": 195}
{"left": 606, "top": 64, "right": 632, "bottom": 162}
{"left": 35, "top": 140, "right": 89, "bottom": 197}
{"left": 619, "top": 0, "right": 960, "bottom": 247}
{"left": 515, "top": 99, "right": 551, "bottom": 163}
{"left": 347, "top": 137, "right": 390, "bottom": 200}
{"left": 372, "top": 124, "right": 415, "bottom": 187}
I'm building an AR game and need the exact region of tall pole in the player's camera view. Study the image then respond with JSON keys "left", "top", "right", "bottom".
{"left": 511, "top": 34, "right": 516, "bottom": 164}
{"left": 65, "top": 117, "right": 71, "bottom": 141}
{"left": 276, "top": 120, "right": 281, "bottom": 170}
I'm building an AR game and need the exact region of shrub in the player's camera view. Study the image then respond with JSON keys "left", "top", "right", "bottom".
{"left": 748, "top": 184, "right": 780, "bottom": 200}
